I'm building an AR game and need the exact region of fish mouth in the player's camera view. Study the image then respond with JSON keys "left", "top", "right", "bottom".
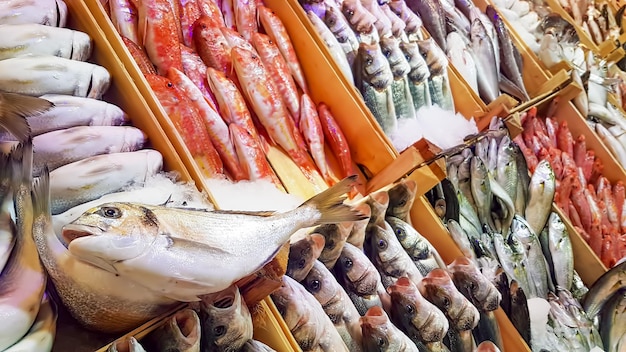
{"left": 61, "top": 224, "right": 103, "bottom": 245}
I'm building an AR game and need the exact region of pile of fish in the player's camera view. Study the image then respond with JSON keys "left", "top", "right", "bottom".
{"left": 106, "top": 286, "right": 277, "bottom": 352}
{"left": 105, "top": 0, "right": 355, "bottom": 186}
{"left": 277, "top": 179, "right": 509, "bottom": 351}
{"left": 299, "top": 0, "right": 456, "bottom": 137}
{"left": 427, "top": 119, "right": 607, "bottom": 351}
{"left": 556, "top": 0, "right": 621, "bottom": 46}
{"left": 514, "top": 106, "right": 626, "bottom": 267}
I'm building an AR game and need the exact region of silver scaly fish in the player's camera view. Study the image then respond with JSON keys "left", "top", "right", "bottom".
{"left": 312, "top": 221, "right": 353, "bottom": 269}
{"left": 240, "top": 340, "right": 277, "bottom": 352}
{"left": 360, "top": 306, "right": 419, "bottom": 352}
{"left": 347, "top": 203, "right": 370, "bottom": 249}
{"left": 398, "top": 40, "right": 431, "bottom": 110}
{"left": 470, "top": 156, "right": 495, "bottom": 232}
{"left": 143, "top": 309, "right": 200, "bottom": 352}
{"left": 599, "top": 288, "right": 626, "bottom": 352}
{"left": 0, "top": 24, "right": 91, "bottom": 61}
{"left": 582, "top": 260, "right": 626, "bottom": 318}
{"left": 306, "top": 10, "right": 354, "bottom": 84}
{"left": 512, "top": 216, "right": 551, "bottom": 299}
{"left": 386, "top": 216, "right": 445, "bottom": 276}
{"left": 199, "top": 285, "right": 252, "bottom": 352}
{"left": 417, "top": 38, "right": 454, "bottom": 111}
{"left": 388, "top": 0, "right": 424, "bottom": 41}
{"left": 524, "top": 160, "right": 556, "bottom": 235}
{"left": 323, "top": 5, "right": 359, "bottom": 69}
{"left": 446, "top": 219, "right": 477, "bottom": 264}
{"left": 386, "top": 179, "right": 418, "bottom": 224}
{"left": 62, "top": 176, "right": 365, "bottom": 302}
{"left": 380, "top": 36, "right": 415, "bottom": 121}
{"left": 493, "top": 232, "right": 534, "bottom": 298}
{"left": 0, "top": 0, "right": 67, "bottom": 27}
{"left": 494, "top": 135, "right": 518, "bottom": 204}
{"left": 469, "top": 19, "right": 500, "bottom": 104}
{"left": 286, "top": 233, "right": 325, "bottom": 282}
{"left": 540, "top": 212, "right": 574, "bottom": 291}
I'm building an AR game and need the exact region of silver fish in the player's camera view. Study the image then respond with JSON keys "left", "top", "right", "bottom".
{"left": 524, "top": 160, "right": 556, "bottom": 235}
{"left": 304, "top": 260, "right": 363, "bottom": 351}
{"left": 571, "top": 270, "right": 589, "bottom": 301}
{"left": 386, "top": 179, "right": 418, "bottom": 224}
{"left": 0, "top": 0, "right": 67, "bottom": 27}
{"left": 3, "top": 293, "right": 57, "bottom": 352}
{"left": 406, "top": 0, "right": 447, "bottom": 51}
{"left": 360, "top": 306, "right": 419, "bottom": 351}
{"left": 307, "top": 10, "right": 354, "bottom": 84}
{"left": 469, "top": 19, "right": 500, "bottom": 104}
{"left": 107, "top": 337, "right": 147, "bottom": 352}
{"left": 347, "top": 203, "right": 371, "bottom": 250}
{"left": 494, "top": 135, "right": 517, "bottom": 204}
{"left": 62, "top": 177, "right": 365, "bottom": 302}
{"left": 447, "top": 31, "right": 478, "bottom": 96}
{"left": 387, "top": 0, "right": 423, "bottom": 41}
{"left": 32, "top": 126, "right": 146, "bottom": 176}
{"left": 0, "top": 56, "right": 111, "bottom": 99}
{"left": 417, "top": 38, "right": 454, "bottom": 111}
{"left": 493, "top": 232, "right": 534, "bottom": 298}
{"left": 313, "top": 221, "right": 353, "bottom": 269}
{"left": 582, "top": 260, "right": 626, "bottom": 318}
{"left": 0, "top": 24, "right": 91, "bottom": 61}
{"left": 323, "top": 5, "right": 359, "bottom": 67}
{"left": 599, "top": 288, "right": 626, "bottom": 352}
{"left": 447, "top": 219, "right": 476, "bottom": 263}
{"left": 49, "top": 150, "right": 163, "bottom": 214}
{"left": 540, "top": 212, "right": 573, "bottom": 291}
{"left": 386, "top": 216, "right": 445, "bottom": 276}
{"left": 287, "top": 233, "right": 325, "bottom": 281}
{"left": 513, "top": 216, "right": 550, "bottom": 298}
{"left": 271, "top": 275, "right": 349, "bottom": 351}
{"left": 470, "top": 156, "right": 495, "bottom": 232}
{"left": 398, "top": 40, "right": 431, "bottom": 110}
{"left": 143, "top": 308, "right": 200, "bottom": 352}
{"left": 199, "top": 285, "right": 252, "bottom": 352}
{"left": 380, "top": 36, "right": 415, "bottom": 121}
{"left": 488, "top": 170, "right": 515, "bottom": 234}
{"left": 355, "top": 42, "right": 397, "bottom": 135}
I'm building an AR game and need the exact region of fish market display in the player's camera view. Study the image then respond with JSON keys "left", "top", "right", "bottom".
{"left": 104, "top": 0, "right": 356, "bottom": 187}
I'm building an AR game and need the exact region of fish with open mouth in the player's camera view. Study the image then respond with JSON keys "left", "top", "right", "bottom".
{"left": 199, "top": 285, "right": 252, "bottom": 352}
{"left": 143, "top": 308, "right": 201, "bottom": 352}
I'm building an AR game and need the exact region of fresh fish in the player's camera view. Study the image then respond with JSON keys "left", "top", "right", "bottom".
{"left": 388, "top": 276, "right": 449, "bottom": 344}
{"left": 485, "top": 6, "right": 529, "bottom": 101}
{"left": 599, "top": 288, "right": 626, "bottom": 352}
{"left": 512, "top": 142, "right": 530, "bottom": 214}
{"left": 495, "top": 135, "right": 518, "bottom": 204}
{"left": 347, "top": 203, "right": 371, "bottom": 249}
{"left": 230, "top": 123, "right": 280, "bottom": 185}
{"left": 306, "top": 10, "right": 354, "bottom": 84}
{"left": 271, "top": 275, "right": 349, "bottom": 351}
{"left": 62, "top": 177, "right": 365, "bottom": 302}
{"left": 107, "top": 337, "right": 147, "bottom": 352}
{"left": 365, "top": 224, "right": 423, "bottom": 288}
{"left": 469, "top": 19, "right": 500, "bottom": 104}
{"left": 470, "top": 156, "right": 495, "bottom": 231}
{"left": 386, "top": 179, "right": 417, "bottom": 224}
{"left": 379, "top": 36, "right": 415, "bottom": 121}
{"left": 0, "top": 0, "right": 67, "bottom": 27}
{"left": 582, "top": 260, "right": 626, "bottom": 318}
{"left": 493, "top": 232, "right": 534, "bottom": 298}
{"left": 359, "top": 0, "right": 393, "bottom": 38}
{"left": 398, "top": 40, "right": 431, "bottom": 110}
{"left": 334, "top": 242, "right": 389, "bottom": 316}
{"left": 488, "top": 170, "right": 515, "bottom": 234}
{"left": 525, "top": 160, "right": 556, "bottom": 235}
{"left": 0, "top": 56, "right": 110, "bottom": 99}
{"left": 199, "top": 285, "right": 252, "bottom": 351}
{"left": 32, "top": 126, "right": 146, "bottom": 176}
{"left": 287, "top": 233, "right": 325, "bottom": 281}
{"left": 0, "top": 24, "right": 91, "bottom": 61}
{"left": 123, "top": 36, "right": 157, "bottom": 75}
{"left": 406, "top": 0, "right": 447, "bottom": 51}
{"left": 32, "top": 171, "right": 180, "bottom": 333}
{"left": 571, "top": 270, "right": 589, "bottom": 301}
{"left": 313, "top": 221, "right": 353, "bottom": 269}
{"left": 110, "top": 0, "right": 139, "bottom": 46}
{"left": 540, "top": 212, "right": 574, "bottom": 291}
{"left": 447, "top": 31, "right": 478, "bottom": 96}
{"left": 0, "top": 92, "right": 53, "bottom": 142}
{"left": 447, "top": 219, "right": 476, "bottom": 263}
{"left": 49, "top": 150, "right": 163, "bottom": 214}
{"left": 299, "top": 94, "right": 335, "bottom": 185}
{"left": 0, "top": 143, "right": 46, "bottom": 351}
{"left": 513, "top": 215, "right": 550, "bottom": 298}
{"left": 3, "top": 293, "right": 57, "bottom": 352}
{"left": 386, "top": 216, "right": 445, "bottom": 276}
{"left": 138, "top": 0, "right": 182, "bottom": 75}
{"left": 509, "top": 281, "right": 531, "bottom": 345}
{"left": 354, "top": 42, "right": 396, "bottom": 135}
{"left": 257, "top": 6, "right": 309, "bottom": 94}
{"left": 596, "top": 123, "right": 626, "bottom": 168}
{"left": 240, "top": 340, "right": 277, "bottom": 352}
{"left": 303, "top": 260, "right": 363, "bottom": 351}
{"left": 21, "top": 94, "right": 128, "bottom": 137}
{"left": 360, "top": 306, "right": 419, "bottom": 351}
{"left": 143, "top": 309, "right": 200, "bottom": 352}
{"left": 233, "top": 0, "right": 256, "bottom": 41}
{"left": 318, "top": 103, "right": 356, "bottom": 180}
{"left": 417, "top": 38, "right": 454, "bottom": 110}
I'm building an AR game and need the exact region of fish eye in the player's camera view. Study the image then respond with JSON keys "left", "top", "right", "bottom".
{"left": 377, "top": 239, "right": 387, "bottom": 249}
{"left": 326, "top": 239, "right": 335, "bottom": 249}
{"left": 166, "top": 82, "right": 173, "bottom": 88}
{"left": 213, "top": 325, "right": 226, "bottom": 337}
{"left": 346, "top": 9, "right": 354, "bottom": 18}
{"left": 366, "top": 58, "right": 373, "bottom": 65}
{"left": 442, "top": 296, "right": 451, "bottom": 309}
{"left": 297, "top": 258, "right": 306, "bottom": 269}
{"left": 398, "top": 199, "right": 406, "bottom": 206}
{"left": 343, "top": 258, "right": 353, "bottom": 269}
{"left": 327, "top": 18, "right": 336, "bottom": 25}
{"left": 394, "top": 227, "right": 404, "bottom": 237}
{"left": 308, "top": 279, "right": 321, "bottom": 292}
{"left": 99, "top": 206, "right": 121, "bottom": 219}
{"left": 405, "top": 304, "right": 415, "bottom": 314}
{"left": 377, "top": 337, "right": 387, "bottom": 347}
{"left": 469, "top": 282, "right": 477, "bottom": 290}
{"left": 383, "top": 49, "right": 391, "bottom": 58}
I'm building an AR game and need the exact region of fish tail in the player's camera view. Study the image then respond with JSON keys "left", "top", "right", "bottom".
{"left": 0, "top": 93, "right": 53, "bottom": 142}
{"left": 31, "top": 167, "right": 50, "bottom": 219}
{"left": 301, "top": 175, "right": 367, "bottom": 225}
{"left": 10, "top": 138, "right": 33, "bottom": 188}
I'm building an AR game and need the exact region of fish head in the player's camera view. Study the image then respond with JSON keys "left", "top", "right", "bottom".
{"left": 271, "top": 276, "right": 301, "bottom": 324}
{"left": 286, "top": 233, "right": 325, "bottom": 281}
{"left": 71, "top": 31, "right": 93, "bottom": 61}
{"left": 386, "top": 217, "right": 430, "bottom": 260}
{"left": 379, "top": 37, "right": 410, "bottom": 78}
{"left": 387, "top": 180, "right": 417, "bottom": 219}
{"left": 366, "top": 225, "right": 401, "bottom": 264}
{"left": 449, "top": 257, "right": 502, "bottom": 311}
{"left": 357, "top": 43, "right": 393, "bottom": 90}
{"left": 200, "top": 285, "right": 253, "bottom": 349}
{"left": 145, "top": 74, "right": 186, "bottom": 109}
{"left": 360, "top": 306, "right": 394, "bottom": 350}
{"left": 314, "top": 222, "right": 352, "bottom": 266}
{"left": 63, "top": 202, "right": 160, "bottom": 270}
{"left": 323, "top": 6, "right": 346, "bottom": 34}
{"left": 367, "top": 190, "right": 390, "bottom": 227}
{"left": 399, "top": 41, "right": 430, "bottom": 82}
{"left": 87, "top": 66, "right": 112, "bottom": 100}
{"left": 470, "top": 18, "right": 488, "bottom": 40}
{"left": 303, "top": 261, "right": 337, "bottom": 308}
{"left": 335, "top": 243, "right": 379, "bottom": 295}
{"left": 164, "top": 309, "right": 201, "bottom": 349}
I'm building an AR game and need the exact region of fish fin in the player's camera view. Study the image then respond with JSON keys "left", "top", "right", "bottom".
{"left": 301, "top": 175, "right": 367, "bottom": 225}
{"left": 498, "top": 75, "right": 529, "bottom": 102}
{"left": 209, "top": 209, "right": 276, "bottom": 217}
{"left": 10, "top": 139, "right": 33, "bottom": 187}
{"left": 31, "top": 166, "right": 51, "bottom": 219}
{"left": 0, "top": 93, "right": 53, "bottom": 142}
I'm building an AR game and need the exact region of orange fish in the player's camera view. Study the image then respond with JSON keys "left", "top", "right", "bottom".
{"left": 138, "top": 0, "right": 183, "bottom": 75}
{"left": 180, "top": 0, "right": 201, "bottom": 47}
{"left": 180, "top": 45, "right": 218, "bottom": 111}
{"left": 192, "top": 16, "right": 231, "bottom": 75}
{"left": 230, "top": 123, "right": 281, "bottom": 186}
{"left": 299, "top": 94, "right": 335, "bottom": 185}
{"left": 317, "top": 103, "right": 354, "bottom": 180}
{"left": 121, "top": 36, "right": 156, "bottom": 75}
{"left": 233, "top": 0, "right": 257, "bottom": 41}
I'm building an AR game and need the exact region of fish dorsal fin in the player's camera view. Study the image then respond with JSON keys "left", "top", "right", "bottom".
{"left": 209, "top": 209, "right": 277, "bottom": 217}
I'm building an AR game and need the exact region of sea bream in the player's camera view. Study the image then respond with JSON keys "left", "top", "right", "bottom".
{"left": 62, "top": 176, "right": 365, "bottom": 302}
{"left": 0, "top": 56, "right": 111, "bottom": 99}
{"left": 0, "top": 24, "right": 92, "bottom": 61}
{"left": 0, "top": 0, "right": 67, "bottom": 27}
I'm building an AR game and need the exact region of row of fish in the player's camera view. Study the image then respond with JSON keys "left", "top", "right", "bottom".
{"left": 105, "top": 0, "right": 356, "bottom": 187}
{"left": 557, "top": 0, "right": 621, "bottom": 46}
{"left": 276, "top": 179, "right": 508, "bottom": 351}
{"left": 107, "top": 286, "right": 276, "bottom": 352}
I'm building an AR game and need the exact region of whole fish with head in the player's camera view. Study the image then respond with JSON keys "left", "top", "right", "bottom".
{"left": 470, "top": 156, "right": 495, "bottom": 232}
{"left": 0, "top": 0, "right": 67, "bottom": 27}
{"left": 110, "top": 0, "right": 139, "bottom": 46}
{"left": 380, "top": 4, "right": 406, "bottom": 38}
{"left": 32, "top": 126, "right": 146, "bottom": 176}
{"left": 233, "top": 0, "right": 256, "bottom": 41}
{"left": 380, "top": 36, "right": 415, "bottom": 121}
{"left": 303, "top": 260, "right": 364, "bottom": 351}
{"left": 441, "top": 0, "right": 471, "bottom": 34}
{"left": 271, "top": 275, "right": 349, "bottom": 351}
{"left": 318, "top": 103, "right": 356, "bottom": 181}
{"left": 0, "top": 56, "right": 110, "bottom": 99}
{"left": 0, "top": 24, "right": 91, "bottom": 61}
{"left": 493, "top": 232, "right": 534, "bottom": 298}
{"left": 509, "top": 280, "right": 531, "bottom": 345}
{"left": 511, "top": 141, "right": 530, "bottom": 214}
{"left": 599, "top": 288, "right": 626, "bottom": 352}
{"left": 582, "top": 260, "right": 626, "bottom": 318}
{"left": 354, "top": 42, "right": 397, "bottom": 135}
{"left": 3, "top": 293, "right": 57, "bottom": 352}
{"left": 485, "top": 5, "right": 530, "bottom": 101}
{"left": 386, "top": 216, "right": 445, "bottom": 276}
{"left": 138, "top": 0, "right": 182, "bottom": 75}
{"left": 469, "top": 19, "right": 500, "bottom": 104}
{"left": 334, "top": 242, "right": 390, "bottom": 316}
{"left": 323, "top": 5, "right": 360, "bottom": 68}
{"left": 525, "top": 160, "right": 556, "bottom": 235}
{"left": 193, "top": 16, "right": 233, "bottom": 80}
{"left": 313, "top": 221, "right": 353, "bottom": 269}
{"left": 388, "top": 0, "right": 424, "bottom": 41}
{"left": 240, "top": 340, "right": 277, "bottom": 352}
{"left": 417, "top": 38, "right": 455, "bottom": 111}
{"left": 495, "top": 135, "right": 518, "bottom": 204}
{"left": 180, "top": 46, "right": 216, "bottom": 110}
{"left": 488, "top": 170, "right": 515, "bottom": 234}
{"left": 399, "top": 40, "right": 432, "bottom": 110}
{"left": 512, "top": 215, "right": 550, "bottom": 298}
{"left": 447, "top": 31, "right": 479, "bottom": 96}
{"left": 342, "top": 0, "right": 381, "bottom": 45}
{"left": 143, "top": 308, "right": 200, "bottom": 352}
{"left": 49, "top": 149, "right": 163, "bottom": 215}
{"left": 299, "top": 94, "right": 336, "bottom": 185}
{"left": 0, "top": 143, "right": 46, "bottom": 351}
{"left": 107, "top": 337, "right": 146, "bottom": 352}
{"left": 231, "top": 123, "right": 281, "bottom": 185}
{"left": 365, "top": 224, "right": 424, "bottom": 288}
{"left": 447, "top": 219, "right": 477, "bottom": 263}
{"left": 540, "top": 212, "right": 574, "bottom": 291}
{"left": 388, "top": 276, "right": 449, "bottom": 345}
{"left": 359, "top": 0, "right": 393, "bottom": 38}
{"left": 287, "top": 233, "right": 325, "bottom": 281}
{"left": 306, "top": 10, "right": 355, "bottom": 84}
{"left": 258, "top": 6, "right": 309, "bottom": 94}
{"left": 0, "top": 92, "right": 53, "bottom": 142}
{"left": 360, "top": 306, "right": 420, "bottom": 351}
{"left": 386, "top": 179, "right": 417, "bottom": 224}
{"left": 347, "top": 203, "right": 371, "bottom": 249}
{"left": 406, "top": 0, "right": 447, "bottom": 51}
{"left": 62, "top": 176, "right": 365, "bottom": 302}
{"left": 199, "top": 285, "right": 252, "bottom": 352}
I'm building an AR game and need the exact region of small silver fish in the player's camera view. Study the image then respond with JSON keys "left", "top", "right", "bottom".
{"left": 524, "top": 160, "right": 555, "bottom": 235}
{"left": 323, "top": 5, "right": 359, "bottom": 67}
{"left": 380, "top": 36, "right": 415, "bottom": 121}
{"left": 313, "top": 221, "right": 353, "bottom": 269}
{"left": 512, "top": 216, "right": 550, "bottom": 299}
{"left": 386, "top": 216, "right": 445, "bottom": 276}
{"left": 399, "top": 40, "right": 431, "bottom": 110}
{"left": 307, "top": 10, "right": 354, "bottom": 84}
